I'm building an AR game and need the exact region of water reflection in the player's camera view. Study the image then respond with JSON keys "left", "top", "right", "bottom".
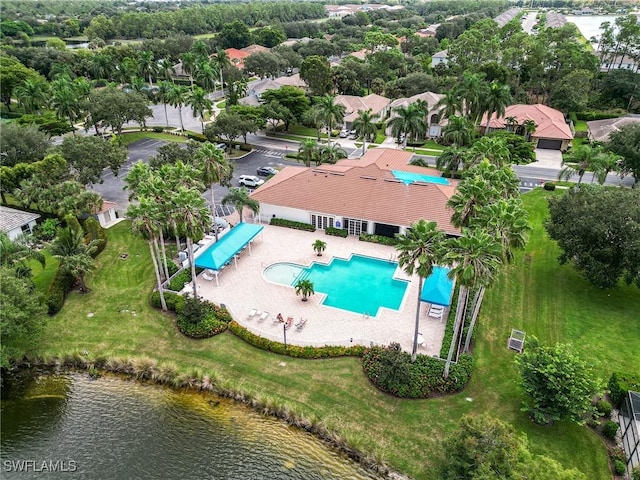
{"left": 1, "top": 372, "right": 379, "bottom": 480}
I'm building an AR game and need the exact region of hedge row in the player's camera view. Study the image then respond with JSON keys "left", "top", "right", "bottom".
{"left": 325, "top": 227, "right": 348, "bottom": 238}
{"left": 270, "top": 218, "right": 316, "bottom": 232}
{"left": 45, "top": 268, "right": 76, "bottom": 315}
{"left": 83, "top": 217, "right": 107, "bottom": 256}
{"left": 362, "top": 343, "right": 473, "bottom": 398}
{"left": 575, "top": 111, "right": 624, "bottom": 121}
{"left": 359, "top": 233, "right": 398, "bottom": 246}
{"left": 150, "top": 290, "right": 185, "bottom": 312}
{"left": 228, "top": 321, "right": 365, "bottom": 358}
{"left": 609, "top": 372, "right": 640, "bottom": 408}
{"left": 167, "top": 269, "right": 192, "bottom": 292}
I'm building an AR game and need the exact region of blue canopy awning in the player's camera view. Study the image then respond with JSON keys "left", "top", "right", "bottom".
{"left": 194, "top": 223, "right": 263, "bottom": 271}
{"left": 420, "top": 266, "right": 455, "bottom": 307}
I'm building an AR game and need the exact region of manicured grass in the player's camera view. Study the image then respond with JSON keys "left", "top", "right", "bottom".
{"left": 216, "top": 101, "right": 226, "bottom": 109}
{"left": 34, "top": 189, "right": 639, "bottom": 479}
{"left": 574, "top": 120, "right": 588, "bottom": 132}
{"left": 288, "top": 124, "right": 328, "bottom": 139}
{"left": 120, "top": 131, "right": 189, "bottom": 145}
{"left": 573, "top": 136, "right": 589, "bottom": 148}
{"left": 29, "top": 250, "right": 59, "bottom": 293}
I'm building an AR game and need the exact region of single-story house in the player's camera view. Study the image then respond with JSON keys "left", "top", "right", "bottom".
{"left": 416, "top": 24, "right": 439, "bottom": 38}
{"left": 273, "top": 73, "right": 307, "bottom": 91}
{"left": 431, "top": 50, "right": 448, "bottom": 68}
{"left": 335, "top": 94, "right": 391, "bottom": 129}
{"left": 93, "top": 200, "right": 118, "bottom": 228}
{"left": 481, "top": 104, "right": 574, "bottom": 151}
{"left": 222, "top": 45, "right": 270, "bottom": 71}
{"left": 587, "top": 114, "right": 640, "bottom": 143}
{"left": 387, "top": 91, "right": 446, "bottom": 138}
{"left": 600, "top": 55, "right": 639, "bottom": 73}
{"left": 250, "top": 148, "right": 460, "bottom": 237}
{"left": 0, "top": 206, "right": 40, "bottom": 240}
{"left": 240, "top": 76, "right": 307, "bottom": 106}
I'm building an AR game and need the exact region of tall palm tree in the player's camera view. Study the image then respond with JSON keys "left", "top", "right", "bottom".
{"left": 194, "top": 60, "right": 218, "bottom": 95}
{"left": 558, "top": 144, "right": 601, "bottom": 186}
{"left": 482, "top": 81, "right": 512, "bottom": 135}
{"left": 297, "top": 139, "right": 319, "bottom": 167}
{"left": 157, "top": 58, "right": 175, "bottom": 83}
{"left": 436, "top": 145, "right": 467, "bottom": 174}
{"left": 301, "top": 105, "right": 325, "bottom": 141}
{"left": 457, "top": 72, "right": 487, "bottom": 124}
{"left": 157, "top": 81, "right": 173, "bottom": 127}
{"left": 90, "top": 53, "right": 113, "bottom": 81}
{"left": 194, "top": 142, "right": 231, "bottom": 241}
{"left": 137, "top": 50, "right": 156, "bottom": 85}
{"left": 504, "top": 116, "right": 518, "bottom": 132}
{"left": 464, "top": 136, "right": 511, "bottom": 168}
{"left": 166, "top": 83, "right": 188, "bottom": 131}
{"left": 592, "top": 151, "right": 622, "bottom": 185}
{"left": 222, "top": 187, "right": 260, "bottom": 223}
{"left": 227, "top": 80, "right": 247, "bottom": 107}
{"left": 352, "top": 109, "right": 378, "bottom": 155}
{"left": 50, "top": 74, "right": 80, "bottom": 132}
{"left": 441, "top": 115, "right": 473, "bottom": 147}
{"left": 387, "top": 104, "right": 427, "bottom": 149}
{"left": 187, "top": 86, "right": 213, "bottom": 133}
{"left": 435, "top": 88, "right": 463, "bottom": 120}
{"left": 316, "top": 95, "right": 346, "bottom": 146}
{"left": 180, "top": 52, "right": 196, "bottom": 89}
{"left": 443, "top": 229, "right": 502, "bottom": 374}
{"left": 523, "top": 119, "right": 536, "bottom": 141}
{"left": 50, "top": 220, "right": 102, "bottom": 293}
{"left": 15, "top": 78, "right": 49, "bottom": 114}
{"left": 190, "top": 40, "right": 209, "bottom": 62}
{"left": 213, "top": 49, "right": 232, "bottom": 91}
{"left": 318, "top": 143, "right": 347, "bottom": 165}
{"left": 0, "top": 231, "right": 45, "bottom": 278}
{"left": 396, "top": 220, "right": 446, "bottom": 362}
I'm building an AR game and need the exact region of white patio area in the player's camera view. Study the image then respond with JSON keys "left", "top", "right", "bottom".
{"left": 194, "top": 224, "right": 447, "bottom": 356}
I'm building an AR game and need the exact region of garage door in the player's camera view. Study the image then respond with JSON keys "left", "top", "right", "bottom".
{"left": 537, "top": 139, "right": 562, "bottom": 150}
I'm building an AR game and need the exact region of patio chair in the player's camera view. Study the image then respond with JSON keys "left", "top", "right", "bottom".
{"left": 295, "top": 318, "right": 307, "bottom": 330}
{"left": 259, "top": 311, "right": 269, "bottom": 322}
{"left": 428, "top": 308, "right": 443, "bottom": 320}
{"left": 202, "top": 271, "right": 215, "bottom": 281}
{"left": 508, "top": 329, "right": 526, "bottom": 353}
{"left": 248, "top": 308, "right": 258, "bottom": 319}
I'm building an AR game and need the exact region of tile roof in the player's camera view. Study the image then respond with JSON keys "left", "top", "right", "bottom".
{"left": 587, "top": 115, "right": 640, "bottom": 143}
{"left": 481, "top": 104, "right": 573, "bottom": 140}
{"left": 250, "top": 148, "right": 460, "bottom": 235}
{"left": 335, "top": 93, "right": 390, "bottom": 117}
{"left": 0, "top": 206, "right": 40, "bottom": 234}
{"left": 274, "top": 73, "right": 307, "bottom": 88}
{"left": 240, "top": 44, "right": 270, "bottom": 55}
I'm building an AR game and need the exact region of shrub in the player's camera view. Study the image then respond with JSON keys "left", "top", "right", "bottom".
{"left": 153, "top": 126, "right": 164, "bottom": 133}
{"left": 176, "top": 297, "right": 227, "bottom": 339}
{"left": 269, "top": 218, "right": 316, "bottom": 232}
{"left": 150, "top": 291, "right": 184, "bottom": 312}
{"left": 632, "top": 466, "right": 640, "bottom": 480}
{"left": 603, "top": 420, "right": 619, "bottom": 440}
{"left": 359, "top": 233, "right": 398, "bottom": 246}
{"left": 45, "top": 268, "right": 75, "bottom": 315}
{"left": 575, "top": 111, "right": 625, "bottom": 121}
{"left": 613, "top": 460, "right": 626, "bottom": 475}
{"left": 186, "top": 132, "right": 206, "bottom": 142}
{"left": 168, "top": 269, "right": 191, "bottom": 292}
{"left": 543, "top": 181, "right": 556, "bottom": 191}
{"left": 362, "top": 343, "right": 473, "bottom": 398}
{"left": 325, "top": 226, "right": 347, "bottom": 238}
{"left": 83, "top": 217, "right": 107, "bottom": 256}
{"left": 609, "top": 372, "right": 640, "bottom": 408}
{"left": 228, "top": 321, "right": 365, "bottom": 358}
{"left": 165, "top": 260, "right": 180, "bottom": 277}
{"left": 33, "top": 218, "right": 60, "bottom": 241}
{"left": 596, "top": 399, "right": 612, "bottom": 417}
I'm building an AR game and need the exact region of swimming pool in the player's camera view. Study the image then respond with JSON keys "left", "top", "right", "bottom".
{"left": 264, "top": 255, "right": 408, "bottom": 315}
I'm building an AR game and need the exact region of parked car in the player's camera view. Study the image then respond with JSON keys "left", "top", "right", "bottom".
{"left": 238, "top": 175, "right": 265, "bottom": 188}
{"left": 339, "top": 129, "right": 349, "bottom": 138}
{"left": 256, "top": 166, "right": 278, "bottom": 177}
{"left": 215, "top": 143, "right": 226, "bottom": 150}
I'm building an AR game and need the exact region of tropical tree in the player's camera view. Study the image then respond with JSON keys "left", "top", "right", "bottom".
{"left": 318, "top": 143, "right": 347, "bottom": 165}
{"left": 436, "top": 145, "right": 467, "bottom": 174}
{"left": 194, "top": 60, "right": 218, "bottom": 94}
{"left": 212, "top": 49, "right": 232, "bottom": 90}
{"left": 435, "top": 88, "right": 462, "bottom": 120}
{"left": 312, "top": 239, "right": 326, "bottom": 256}
{"left": 558, "top": 144, "right": 602, "bottom": 186}
{"left": 166, "top": 83, "right": 188, "bottom": 131}
{"left": 180, "top": 52, "right": 196, "bottom": 88}
{"left": 387, "top": 104, "right": 427, "bottom": 149}
{"left": 301, "top": 106, "right": 324, "bottom": 141}
{"left": 592, "top": 151, "right": 622, "bottom": 185}
{"left": 157, "top": 58, "right": 175, "bottom": 83}
{"left": 157, "top": 81, "right": 173, "bottom": 127}
{"left": 50, "top": 219, "right": 102, "bottom": 293}
{"left": 352, "top": 109, "right": 378, "bottom": 155}
{"left": 15, "top": 78, "right": 49, "bottom": 114}
{"left": 227, "top": 80, "right": 248, "bottom": 107}
{"left": 505, "top": 115, "right": 518, "bottom": 132}
{"left": 0, "top": 231, "right": 45, "bottom": 278}
{"left": 464, "top": 136, "right": 511, "bottom": 168}
{"left": 523, "top": 119, "right": 536, "bottom": 141}
{"left": 194, "top": 142, "right": 231, "bottom": 240}
{"left": 187, "top": 86, "right": 213, "bottom": 133}
{"left": 49, "top": 74, "right": 81, "bottom": 132}
{"left": 294, "top": 279, "right": 315, "bottom": 301}
{"left": 222, "top": 187, "right": 260, "bottom": 223}
{"left": 137, "top": 50, "right": 156, "bottom": 85}
{"left": 457, "top": 72, "right": 488, "bottom": 124}
{"left": 395, "top": 220, "right": 446, "bottom": 362}
{"left": 482, "top": 80, "right": 512, "bottom": 135}
{"left": 297, "top": 139, "right": 319, "bottom": 167}
{"left": 316, "top": 95, "right": 346, "bottom": 146}
{"left": 441, "top": 115, "right": 473, "bottom": 147}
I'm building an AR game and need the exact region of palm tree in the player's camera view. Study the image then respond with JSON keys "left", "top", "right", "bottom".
{"left": 166, "top": 83, "right": 188, "bottom": 131}
{"left": 523, "top": 119, "right": 536, "bottom": 141}
{"left": 213, "top": 49, "right": 232, "bottom": 91}
{"left": 318, "top": 143, "right": 347, "bottom": 165}
{"left": 464, "top": 136, "right": 511, "bottom": 168}
{"left": 457, "top": 72, "right": 487, "bottom": 124}
{"left": 180, "top": 52, "right": 196, "bottom": 88}
{"left": 194, "top": 142, "right": 231, "bottom": 240}
{"left": 50, "top": 74, "right": 80, "bottom": 132}
{"left": 435, "top": 88, "right": 463, "bottom": 120}
{"left": 505, "top": 116, "right": 518, "bottom": 132}
{"left": 302, "top": 106, "right": 325, "bottom": 141}
{"left": 441, "top": 115, "right": 473, "bottom": 147}
{"left": 15, "top": 78, "right": 49, "bottom": 114}
{"left": 137, "top": 50, "right": 156, "bottom": 85}
{"left": 0, "top": 231, "right": 45, "bottom": 278}
{"left": 297, "top": 139, "right": 319, "bottom": 167}
{"left": 558, "top": 144, "right": 601, "bottom": 186}
{"left": 227, "top": 80, "right": 247, "bottom": 107}
{"left": 190, "top": 40, "right": 209, "bottom": 62}
{"left": 157, "top": 81, "right": 173, "bottom": 127}
{"left": 316, "top": 95, "right": 346, "bottom": 146}
{"left": 157, "top": 58, "right": 175, "bottom": 83}
{"left": 592, "top": 151, "right": 622, "bottom": 184}
{"left": 294, "top": 279, "right": 315, "bottom": 301}
{"left": 443, "top": 229, "right": 502, "bottom": 374}
{"left": 387, "top": 104, "right": 427, "bottom": 149}
{"left": 352, "top": 109, "right": 378, "bottom": 155}
{"left": 50, "top": 220, "right": 102, "bottom": 293}
{"left": 194, "top": 60, "right": 218, "bottom": 94}
{"left": 482, "top": 81, "right": 512, "bottom": 135}
{"left": 187, "top": 87, "right": 213, "bottom": 133}
{"left": 222, "top": 187, "right": 260, "bottom": 223}
{"left": 395, "top": 220, "right": 446, "bottom": 362}
{"left": 436, "top": 145, "right": 467, "bottom": 174}
{"left": 312, "top": 239, "right": 327, "bottom": 256}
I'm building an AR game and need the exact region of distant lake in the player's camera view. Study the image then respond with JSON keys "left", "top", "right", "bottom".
{"left": 565, "top": 15, "right": 620, "bottom": 47}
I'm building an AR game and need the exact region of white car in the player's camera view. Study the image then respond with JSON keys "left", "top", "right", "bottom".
{"left": 238, "top": 175, "right": 265, "bottom": 188}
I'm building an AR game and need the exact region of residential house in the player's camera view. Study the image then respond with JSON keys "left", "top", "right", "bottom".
{"left": 431, "top": 50, "right": 448, "bottom": 68}
{"left": 0, "top": 206, "right": 40, "bottom": 240}
{"left": 224, "top": 45, "right": 270, "bottom": 71}
{"left": 387, "top": 91, "right": 446, "bottom": 138}
{"left": 546, "top": 11, "right": 567, "bottom": 28}
{"left": 416, "top": 24, "right": 440, "bottom": 38}
{"left": 600, "top": 55, "right": 639, "bottom": 73}
{"left": 250, "top": 148, "right": 460, "bottom": 237}
{"left": 480, "top": 104, "right": 574, "bottom": 151}
{"left": 335, "top": 94, "right": 391, "bottom": 129}
{"left": 94, "top": 201, "right": 118, "bottom": 228}
{"left": 240, "top": 75, "right": 307, "bottom": 106}
{"left": 587, "top": 114, "right": 640, "bottom": 143}
{"left": 494, "top": 7, "right": 522, "bottom": 28}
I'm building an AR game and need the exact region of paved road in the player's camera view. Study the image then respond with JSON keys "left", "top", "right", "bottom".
{"left": 522, "top": 11, "right": 538, "bottom": 34}
{"left": 513, "top": 164, "right": 634, "bottom": 188}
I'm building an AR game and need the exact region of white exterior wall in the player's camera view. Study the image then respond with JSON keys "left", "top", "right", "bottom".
{"left": 6, "top": 220, "right": 37, "bottom": 240}
{"left": 259, "top": 204, "right": 311, "bottom": 224}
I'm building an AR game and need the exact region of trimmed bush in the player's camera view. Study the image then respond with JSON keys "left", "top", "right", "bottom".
{"left": 596, "top": 399, "right": 613, "bottom": 418}
{"left": 45, "top": 268, "right": 75, "bottom": 315}
{"left": 632, "top": 466, "right": 640, "bottom": 480}
{"left": 613, "top": 460, "right": 626, "bottom": 475}
{"left": 228, "top": 321, "right": 365, "bottom": 358}
{"left": 359, "top": 233, "right": 398, "bottom": 246}
{"left": 325, "top": 227, "right": 348, "bottom": 238}
{"left": 33, "top": 218, "right": 60, "bottom": 241}
{"left": 150, "top": 290, "right": 184, "bottom": 312}
{"left": 168, "top": 269, "right": 191, "bottom": 292}
{"left": 603, "top": 420, "right": 619, "bottom": 440}
{"left": 186, "top": 132, "right": 206, "bottom": 142}
{"left": 543, "top": 181, "right": 556, "bottom": 191}
{"left": 609, "top": 372, "right": 640, "bottom": 408}
{"left": 83, "top": 217, "right": 107, "bottom": 256}
{"left": 165, "top": 260, "right": 180, "bottom": 277}
{"left": 270, "top": 218, "right": 316, "bottom": 232}
{"left": 575, "top": 111, "right": 624, "bottom": 121}
{"left": 176, "top": 297, "right": 228, "bottom": 339}
{"left": 362, "top": 343, "right": 473, "bottom": 398}
{"left": 153, "top": 126, "right": 164, "bottom": 133}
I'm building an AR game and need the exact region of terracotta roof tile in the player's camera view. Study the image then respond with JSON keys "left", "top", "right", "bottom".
{"left": 482, "top": 104, "right": 573, "bottom": 140}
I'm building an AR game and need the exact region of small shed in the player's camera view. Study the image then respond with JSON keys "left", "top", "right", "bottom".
{"left": 94, "top": 201, "right": 118, "bottom": 228}
{"left": 0, "top": 206, "right": 40, "bottom": 240}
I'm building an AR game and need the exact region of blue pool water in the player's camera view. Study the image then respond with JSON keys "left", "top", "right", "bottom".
{"left": 264, "top": 255, "right": 408, "bottom": 315}
{"left": 391, "top": 170, "right": 450, "bottom": 185}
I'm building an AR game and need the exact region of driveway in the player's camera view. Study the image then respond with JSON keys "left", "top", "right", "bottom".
{"left": 532, "top": 148, "right": 563, "bottom": 168}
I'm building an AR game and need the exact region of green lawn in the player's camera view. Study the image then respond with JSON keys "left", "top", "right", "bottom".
{"left": 215, "top": 101, "right": 226, "bottom": 109}
{"left": 33, "top": 189, "right": 639, "bottom": 479}
{"left": 29, "top": 250, "right": 59, "bottom": 293}
{"left": 574, "top": 120, "right": 588, "bottom": 132}
{"left": 120, "top": 131, "right": 189, "bottom": 145}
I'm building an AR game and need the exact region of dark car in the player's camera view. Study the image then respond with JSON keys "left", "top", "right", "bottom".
{"left": 256, "top": 166, "right": 278, "bottom": 177}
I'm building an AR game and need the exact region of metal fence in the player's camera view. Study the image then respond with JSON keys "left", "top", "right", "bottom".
{"left": 620, "top": 391, "right": 640, "bottom": 475}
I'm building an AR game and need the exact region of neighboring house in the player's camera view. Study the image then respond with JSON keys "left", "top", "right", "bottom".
{"left": 0, "top": 206, "right": 40, "bottom": 240}
{"left": 618, "top": 391, "right": 640, "bottom": 476}
{"left": 325, "top": 5, "right": 356, "bottom": 17}
{"left": 335, "top": 94, "right": 391, "bottom": 129}
{"left": 240, "top": 76, "right": 307, "bottom": 106}
{"left": 481, "top": 104, "right": 574, "bottom": 151}
{"left": 600, "top": 55, "right": 639, "bottom": 73}
{"left": 281, "top": 37, "right": 311, "bottom": 47}
{"left": 93, "top": 200, "right": 118, "bottom": 228}
{"left": 494, "top": 7, "right": 521, "bottom": 27}
{"left": 250, "top": 148, "right": 460, "bottom": 237}
{"left": 349, "top": 49, "right": 368, "bottom": 61}
{"left": 416, "top": 24, "right": 439, "bottom": 38}
{"left": 431, "top": 50, "right": 448, "bottom": 68}
{"left": 546, "top": 11, "right": 567, "bottom": 28}
{"left": 224, "top": 45, "right": 271, "bottom": 71}
{"left": 387, "top": 91, "right": 446, "bottom": 138}
{"left": 274, "top": 73, "right": 308, "bottom": 92}
{"left": 587, "top": 114, "right": 640, "bottom": 143}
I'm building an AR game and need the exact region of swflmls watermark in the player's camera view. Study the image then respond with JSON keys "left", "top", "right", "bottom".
{"left": 3, "top": 460, "right": 78, "bottom": 473}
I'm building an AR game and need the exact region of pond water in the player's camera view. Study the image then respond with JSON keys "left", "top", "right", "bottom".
{"left": 565, "top": 15, "right": 620, "bottom": 47}
{"left": 0, "top": 371, "right": 380, "bottom": 480}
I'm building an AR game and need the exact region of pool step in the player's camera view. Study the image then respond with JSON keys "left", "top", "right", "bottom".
{"left": 292, "top": 269, "right": 310, "bottom": 285}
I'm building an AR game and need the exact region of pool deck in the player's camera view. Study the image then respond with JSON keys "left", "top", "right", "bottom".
{"left": 193, "top": 223, "right": 447, "bottom": 356}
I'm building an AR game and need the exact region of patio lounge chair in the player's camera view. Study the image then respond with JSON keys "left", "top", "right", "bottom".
{"left": 428, "top": 308, "right": 443, "bottom": 320}
{"left": 285, "top": 317, "right": 293, "bottom": 329}
{"left": 259, "top": 311, "right": 269, "bottom": 322}
{"left": 202, "top": 271, "right": 215, "bottom": 281}
{"left": 295, "top": 318, "right": 307, "bottom": 330}
{"left": 248, "top": 308, "right": 258, "bottom": 319}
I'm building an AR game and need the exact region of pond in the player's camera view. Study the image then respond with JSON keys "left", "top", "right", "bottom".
{"left": 1, "top": 371, "right": 380, "bottom": 480}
